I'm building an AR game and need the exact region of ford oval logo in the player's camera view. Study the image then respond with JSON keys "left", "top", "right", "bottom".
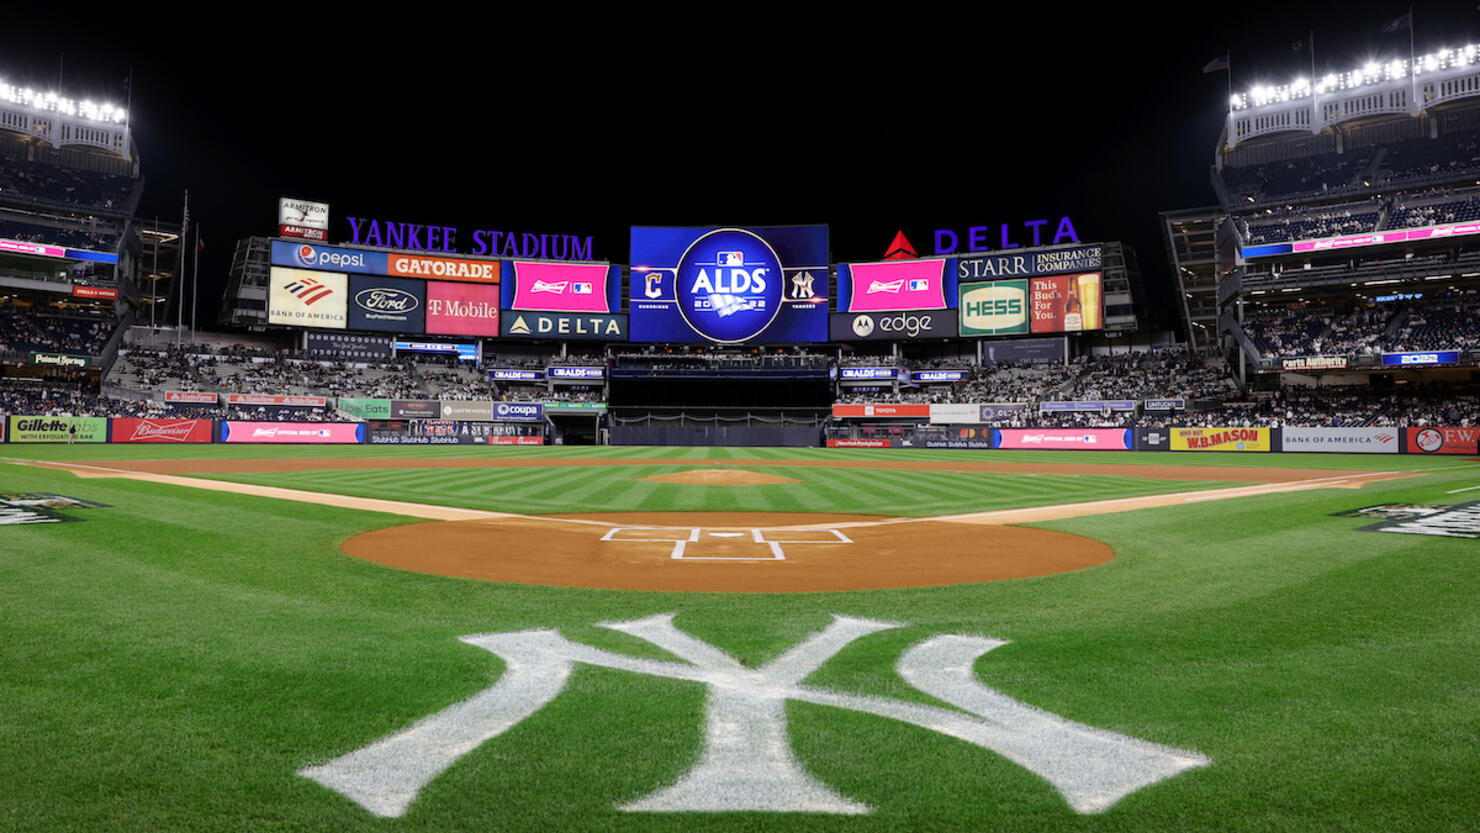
{"left": 355, "top": 288, "right": 419, "bottom": 314}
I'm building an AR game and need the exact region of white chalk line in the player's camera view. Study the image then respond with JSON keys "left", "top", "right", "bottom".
{"left": 1445, "top": 484, "right": 1480, "bottom": 493}
{"left": 8, "top": 458, "right": 1414, "bottom": 534}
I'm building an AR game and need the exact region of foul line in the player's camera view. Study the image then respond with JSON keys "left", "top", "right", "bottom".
{"left": 9, "top": 458, "right": 1414, "bottom": 533}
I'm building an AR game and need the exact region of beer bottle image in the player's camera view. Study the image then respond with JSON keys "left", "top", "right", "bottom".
{"left": 1063, "top": 280, "right": 1083, "bottom": 331}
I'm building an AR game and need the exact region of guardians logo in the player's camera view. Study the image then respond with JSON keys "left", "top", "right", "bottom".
{"left": 674, "top": 228, "right": 785, "bottom": 343}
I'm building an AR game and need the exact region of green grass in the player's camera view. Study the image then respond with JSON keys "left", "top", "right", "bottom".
{"left": 1, "top": 446, "right": 1477, "bottom": 832}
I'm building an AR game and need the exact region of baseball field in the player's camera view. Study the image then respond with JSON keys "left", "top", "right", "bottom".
{"left": 1, "top": 444, "right": 1477, "bottom": 832}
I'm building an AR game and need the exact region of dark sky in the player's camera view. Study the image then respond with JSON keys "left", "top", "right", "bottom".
{"left": 8, "top": 4, "right": 1480, "bottom": 332}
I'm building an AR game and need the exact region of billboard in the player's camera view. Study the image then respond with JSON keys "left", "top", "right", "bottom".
{"left": 502, "top": 312, "right": 628, "bottom": 341}
{"left": 826, "top": 439, "right": 894, "bottom": 448}
{"left": 164, "top": 391, "right": 219, "bottom": 404}
{"left": 912, "top": 370, "right": 969, "bottom": 383}
{"left": 1282, "top": 427, "right": 1400, "bottom": 454}
{"left": 956, "top": 245, "right": 1103, "bottom": 280}
{"left": 391, "top": 400, "right": 440, "bottom": 419}
{"left": 1281, "top": 356, "right": 1348, "bottom": 371}
{"left": 1382, "top": 351, "right": 1460, "bottom": 366}
{"left": 993, "top": 428, "right": 1132, "bottom": 450}
{"left": 270, "top": 241, "right": 387, "bottom": 274}
{"left": 439, "top": 401, "right": 494, "bottom": 421}
{"left": 629, "top": 225, "right": 829, "bottom": 343}
{"left": 7, "top": 417, "right": 107, "bottom": 443}
{"left": 268, "top": 267, "right": 348, "bottom": 329}
{"left": 927, "top": 403, "right": 1029, "bottom": 424}
{"left": 305, "top": 332, "right": 393, "bottom": 361}
{"left": 72, "top": 285, "right": 118, "bottom": 299}
{"left": 338, "top": 398, "right": 392, "bottom": 420}
{"left": 278, "top": 197, "right": 329, "bottom": 241}
{"left": 838, "top": 367, "right": 897, "bottom": 380}
{"left": 425, "top": 281, "right": 500, "bottom": 337}
{"left": 347, "top": 274, "right": 425, "bottom": 334}
{"left": 959, "top": 280, "right": 1028, "bottom": 335}
{"left": 111, "top": 418, "right": 215, "bottom": 443}
{"left": 1405, "top": 427, "right": 1480, "bottom": 455}
{"left": 493, "top": 402, "right": 545, "bottom": 422}
{"left": 982, "top": 336, "right": 1067, "bottom": 365}
{"left": 1040, "top": 400, "right": 1136, "bottom": 412}
{"left": 829, "top": 310, "right": 958, "bottom": 341}
{"left": 28, "top": 353, "right": 92, "bottom": 369}
{"left": 1170, "top": 427, "right": 1271, "bottom": 452}
{"left": 490, "top": 369, "right": 543, "bottom": 381}
{"left": 504, "top": 261, "right": 619, "bottom": 313}
{"left": 387, "top": 253, "right": 500, "bottom": 284}
{"left": 225, "top": 394, "right": 328, "bottom": 408}
{"left": 548, "top": 366, "right": 606, "bottom": 380}
{"left": 1028, "top": 273, "right": 1102, "bottom": 332}
{"left": 837, "top": 259, "right": 953, "bottom": 313}
{"left": 831, "top": 404, "right": 930, "bottom": 418}
{"left": 220, "top": 422, "right": 365, "bottom": 444}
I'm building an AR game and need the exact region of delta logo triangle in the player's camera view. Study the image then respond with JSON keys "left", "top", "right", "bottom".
{"left": 510, "top": 316, "right": 531, "bottom": 335}
{"left": 884, "top": 230, "right": 917, "bottom": 260}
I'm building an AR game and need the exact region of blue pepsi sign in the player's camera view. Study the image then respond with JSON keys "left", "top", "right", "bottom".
{"left": 629, "top": 225, "right": 828, "bottom": 343}
{"left": 271, "top": 240, "right": 389, "bottom": 275}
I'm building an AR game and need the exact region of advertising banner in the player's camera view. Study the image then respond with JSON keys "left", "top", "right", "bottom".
{"left": 543, "top": 402, "right": 608, "bottom": 414}
{"left": 347, "top": 274, "right": 425, "bottom": 334}
{"left": 838, "top": 367, "right": 898, "bottom": 380}
{"left": 439, "top": 400, "right": 495, "bottom": 421}
{"left": 1039, "top": 400, "right": 1136, "bottom": 412}
{"left": 829, "top": 309, "right": 958, "bottom": 341}
{"left": 387, "top": 253, "right": 500, "bottom": 283}
{"left": 28, "top": 353, "right": 92, "bottom": 369}
{"left": 629, "top": 225, "right": 829, "bottom": 343}
{"left": 837, "top": 259, "right": 952, "bottom": 313}
{"left": 490, "top": 436, "right": 546, "bottom": 445}
{"left": 110, "top": 418, "right": 215, "bottom": 443}
{"left": 1028, "top": 273, "right": 1102, "bottom": 333}
{"left": 956, "top": 245, "right": 1103, "bottom": 280}
{"left": 1282, "top": 427, "right": 1400, "bottom": 454}
{"left": 1405, "top": 427, "right": 1480, "bottom": 455}
{"left": 268, "top": 267, "right": 348, "bottom": 329}
{"left": 993, "top": 428, "right": 1132, "bottom": 450}
{"left": 164, "top": 391, "right": 219, "bottom": 404}
{"left": 425, "top": 281, "right": 500, "bottom": 337}
{"left": 911, "top": 370, "right": 970, "bottom": 383}
{"left": 1243, "top": 221, "right": 1480, "bottom": 259}
{"left": 305, "top": 331, "right": 393, "bottom": 361}
{"left": 493, "top": 402, "right": 545, "bottom": 422}
{"left": 505, "top": 261, "right": 618, "bottom": 313}
{"left": 225, "top": 394, "right": 328, "bottom": 408}
{"left": 982, "top": 336, "right": 1067, "bottom": 365}
{"left": 71, "top": 285, "right": 118, "bottom": 299}
{"left": 338, "top": 398, "right": 392, "bottom": 420}
{"left": 7, "top": 416, "right": 107, "bottom": 443}
{"left": 980, "top": 403, "right": 1030, "bottom": 421}
{"left": 491, "top": 369, "right": 543, "bottom": 381}
{"left": 1381, "top": 351, "right": 1460, "bottom": 366}
{"left": 391, "top": 400, "right": 440, "bottom": 419}
{"left": 1136, "top": 428, "right": 1172, "bottom": 450}
{"left": 503, "top": 312, "right": 628, "bottom": 340}
{"left": 271, "top": 241, "right": 387, "bottom": 274}
{"left": 831, "top": 404, "right": 930, "bottom": 418}
{"left": 278, "top": 197, "right": 330, "bottom": 241}
{"left": 548, "top": 366, "right": 606, "bottom": 380}
{"left": 929, "top": 403, "right": 987, "bottom": 424}
{"left": 1143, "top": 398, "right": 1186, "bottom": 411}
{"left": 1169, "top": 427, "right": 1271, "bottom": 452}
{"left": 826, "top": 439, "right": 894, "bottom": 448}
{"left": 1281, "top": 356, "right": 1349, "bottom": 371}
{"left": 220, "top": 422, "right": 365, "bottom": 444}
{"left": 959, "top": 280, "right": 1029, "bottom": 335}
{"left": 367, "top": 420, "right": 535, "bottom": 444}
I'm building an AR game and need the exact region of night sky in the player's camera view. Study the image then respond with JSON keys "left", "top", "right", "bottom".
{"left": 8, "top": 4, "right": 1480, "bottom": 333}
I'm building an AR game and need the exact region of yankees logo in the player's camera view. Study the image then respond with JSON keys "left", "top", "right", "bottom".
{"left": 300, "top": 614, "right": 1208, "bottom": 817}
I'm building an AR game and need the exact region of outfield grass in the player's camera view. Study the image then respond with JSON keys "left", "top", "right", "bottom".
{"left": 1, "top": 446, "right": 1477, "bottom": 832}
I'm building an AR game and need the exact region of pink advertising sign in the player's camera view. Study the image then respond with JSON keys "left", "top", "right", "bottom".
{"left": 509, "top": 262, "right": 612, "bottom": 313}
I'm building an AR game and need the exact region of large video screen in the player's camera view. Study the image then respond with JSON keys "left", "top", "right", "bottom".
{"left": 629, "top": 225, "right": 829, "bottom": 343}
{"left": 959, "top": 273, "right": 1102, "bottom": 336}
{"left": 836, "top": 258, "right": 954, "bottom": 313}
{"left": 501, "top": 261, "right": 621, "bottom": 313}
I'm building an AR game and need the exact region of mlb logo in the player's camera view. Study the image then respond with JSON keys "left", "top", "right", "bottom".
{"left": 718, "top": 252, "right": 744, "bottom": 266}
{"left": 573, "top": 283, "right": 592, "bottom": 294}
{"left": 908, "top": 279, "right": 929, "bottom": 291}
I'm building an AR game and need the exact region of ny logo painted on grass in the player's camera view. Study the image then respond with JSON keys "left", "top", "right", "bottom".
{"left": 300, "top": 614, "right": 1209, "bottom": 816}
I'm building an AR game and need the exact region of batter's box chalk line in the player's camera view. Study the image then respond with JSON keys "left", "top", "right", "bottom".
{"left": 600, "top": 526, "right": 853, "bottom": 561}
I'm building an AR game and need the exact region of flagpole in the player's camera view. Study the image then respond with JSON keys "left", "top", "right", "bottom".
{"left": 191, "top": 223, "right": 200, "bottom": 344}
{"left": 1410, "top": 7, "right": 1418, "bottom": 114}
{"left": 177, "top": 190, "right": 188, "bottom": 347}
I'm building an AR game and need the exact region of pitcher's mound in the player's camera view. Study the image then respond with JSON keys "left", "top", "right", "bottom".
{"left": 638, "top": 469, "right": 801, "bottom": 486}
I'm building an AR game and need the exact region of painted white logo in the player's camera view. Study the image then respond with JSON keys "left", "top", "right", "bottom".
{"left": 531, "top": 280, "right": 568, "bottom": 293}
{"left": 300, "top": 615, "right": 1208, "bottom": 817}
{"left": 867, "top": 279, "right": 904, "bottom": 294}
